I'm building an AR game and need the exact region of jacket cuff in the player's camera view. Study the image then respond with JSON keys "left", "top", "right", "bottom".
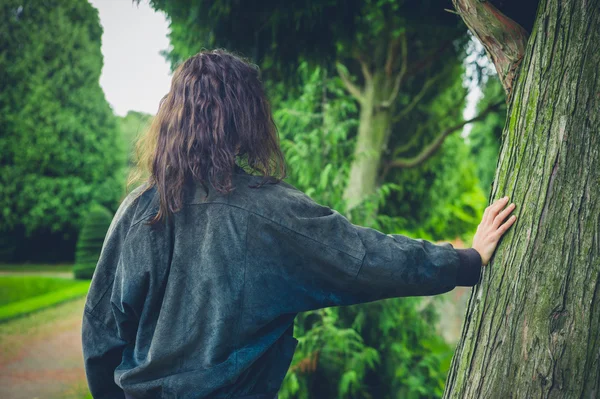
{"left": 454, "top": 248, "right": 482, "bottom": 287}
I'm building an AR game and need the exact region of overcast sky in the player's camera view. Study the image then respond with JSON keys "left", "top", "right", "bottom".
{"left": 89, "top": 0, "right": 172, "bottom": 117}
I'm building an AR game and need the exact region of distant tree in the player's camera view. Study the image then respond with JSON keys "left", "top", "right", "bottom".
{"left": 272, "top": 62, "right": 459, "bottom": 399}
{"left": 0, "top": 0, "right": 126, "bottom": 261}
{"left": 73, "top": 204, "right": 113, "bottom": 280}
{"left": 117, "top": 110, "right": 153, "bottom": 167}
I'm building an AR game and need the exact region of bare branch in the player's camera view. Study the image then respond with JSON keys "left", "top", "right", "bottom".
{"left": 386, "top": 100, "right": 503, "bottom": 169}
{"left": 336, "top": 62, "right": 364, "bottom": 104}
{"left": 380, "top": 34, "right": 408, "bottom": 108}
{"left": 356, "top": 56, "right": 373, "bottom": 84}
{"left": 384, "top": 33, "right": 404, "bottom": 77}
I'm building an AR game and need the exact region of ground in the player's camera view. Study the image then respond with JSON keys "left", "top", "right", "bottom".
{"left": 0, "top": 296, "right": 90, "bottom": 399}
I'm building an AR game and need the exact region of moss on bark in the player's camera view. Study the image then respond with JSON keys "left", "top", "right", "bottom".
{"left": 444, "top": 1, "right": 600, "bottom": 397}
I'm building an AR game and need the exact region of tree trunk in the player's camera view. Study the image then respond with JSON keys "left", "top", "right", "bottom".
{"left": 444, "top": 0, "right": 600, "bottom": 397}
{"left": 343, "top": 71, "right": 395, "bottom": 211}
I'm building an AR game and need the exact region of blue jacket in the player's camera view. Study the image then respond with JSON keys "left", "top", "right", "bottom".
{"left": 81, "top": 165, "right": 482, "bottom": 398}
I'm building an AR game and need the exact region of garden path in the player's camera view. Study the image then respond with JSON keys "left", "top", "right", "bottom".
{"left": 0, "top": 296, "right": 90, "bottom": 399}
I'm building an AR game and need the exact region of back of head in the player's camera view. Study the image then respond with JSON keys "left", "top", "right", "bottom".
{"left": 130, "top": 49, "right": 286, "bottom": 224}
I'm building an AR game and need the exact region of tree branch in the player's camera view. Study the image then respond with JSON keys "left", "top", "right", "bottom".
{"left": 336, "top": 62, "right": 365, "bottom": 104}
{"left": 384, "top": 33, "right": 405, "bottom": 77}
{"left": 391, "top": 89, "right": 470, "bottom": 156}
{"left": 380, "top": 34, "right": 408, "bottom": 108}
{"left": 452, "top": 0, "right": 529, "bottom": 101}
{"left": 392, "top": 125, "right": 425, "bottom": 155}
{"left": 388, "top": 73, "right": 441, "bottom": 118}
{"left": 356, "top": 55, "right": 373, "bottom": 84}
{"left": 386, "top": 100, "right": 503, "bottom": 170}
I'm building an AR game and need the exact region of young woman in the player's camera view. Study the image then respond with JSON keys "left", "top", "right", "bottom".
{"left": 82, "top": 49, "right": 517, "bottom": 399}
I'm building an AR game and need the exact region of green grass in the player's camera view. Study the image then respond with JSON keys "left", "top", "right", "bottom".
{"left": 0, "top": 276, "right": 78, "bottom": 306}
{"left": 0, "top": 276, "right": 90, "bottom": 323}
{"left": 0, "top": 263, "right": 74, "bottom": 273}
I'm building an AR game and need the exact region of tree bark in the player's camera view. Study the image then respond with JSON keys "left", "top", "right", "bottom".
{"left": 343, "top": 70, "right": 395, "bottom": 211}
{"left": 444, "top": 0, "right": 600, "bottom": 398}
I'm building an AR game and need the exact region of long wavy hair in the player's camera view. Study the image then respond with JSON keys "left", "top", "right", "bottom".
{"left": 128, "top": 49, "right": 286, "bottom": 225}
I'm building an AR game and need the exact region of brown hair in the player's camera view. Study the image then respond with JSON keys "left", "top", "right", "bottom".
{"left": 128, "top": 49, "right": 286, "bottom": 224}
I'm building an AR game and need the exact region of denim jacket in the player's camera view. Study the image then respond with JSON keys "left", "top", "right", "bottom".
{"left": 81, "top": 165, "right": 482, "bottom": 398}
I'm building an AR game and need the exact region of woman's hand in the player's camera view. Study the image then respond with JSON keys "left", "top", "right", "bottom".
{"left": 472, "top": 196, "right": 517, "bottom": 266}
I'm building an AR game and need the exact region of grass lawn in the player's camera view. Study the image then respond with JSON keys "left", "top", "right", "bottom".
{"left": 0, "top": 263, "right": 74, "bottom": 273}
{"left": 0, "top": 275, "right": 90, "bottom": 323}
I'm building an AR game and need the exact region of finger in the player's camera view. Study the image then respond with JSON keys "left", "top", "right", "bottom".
{"left": 493, "top": 203, "right": 516, "bottom": 228}
{"left": 482, "top": 207, "right": 490, "bottom": 223}
{"left": 494, "top": 214, "right": 517, "bottom": 237}
{"left": 488, "top": 197, "right": 510, "bottom": 221}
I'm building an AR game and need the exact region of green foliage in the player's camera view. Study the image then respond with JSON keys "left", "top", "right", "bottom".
{"left": 0, "top": 276, "right": 90, "bottom": 322}
{"left": 144, "top": 0, "right": 465, "bottom": 81}
{"left": 274, "top": 63, "right": 487, "bottom": 243}
{"left": 0, "top": 0, "right": 126, "bottom": 261}
{"left": 117, "top": 111, "right": 153, "bottom": 167}
{"left": 380, "top": 133, "right": 487, "bottom": 242}
{"left": 272, "top": 64, "right": 358, "bottom": 212}
{"left": 73, "top": 204, "right": 113, "bottom": 280}
{"left": 467, "top": 77, "right": 506, "bottom": 193}
{"left": 273, "top": 65, "right": 469, "bottom": 398}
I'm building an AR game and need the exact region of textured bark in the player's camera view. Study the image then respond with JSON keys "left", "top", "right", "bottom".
{"left": 444, "top": 1, "right": 600, "bottom": 398}
{"left": 452, "top": 0, "right": 529, "bottom": 100}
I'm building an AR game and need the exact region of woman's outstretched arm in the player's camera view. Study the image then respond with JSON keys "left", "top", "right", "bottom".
{"left": 245, "top": 192, "right": 517, "bottom": 314}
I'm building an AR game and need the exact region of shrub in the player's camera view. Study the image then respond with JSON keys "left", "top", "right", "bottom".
{"left": 0, "top": 0, "right": 126, "bottom": 262}
{"left": 73, "top": 204, "right": 113, "bottom": 280}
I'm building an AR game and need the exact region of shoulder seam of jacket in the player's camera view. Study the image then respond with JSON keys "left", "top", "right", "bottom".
{"left": 234, "top": 213, "right": 250, "bottom": 376}
{"left": 86, "top": 202, "right": 147, "bottom": 318}
{"left": 353, "top": 252, "right": 368, "bottom": 280}
{"left": 187, "top": 201, "right": 365, "bottom": 262}
{"left": 83, "top": 307, "right": 122, "bottom": 339}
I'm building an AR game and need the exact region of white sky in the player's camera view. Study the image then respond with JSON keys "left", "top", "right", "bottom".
{"left": 89, "top": 0, "right": 172, "bottom": 117}
{"left": 462, "top": 36, "right": 491, "bottom": 139}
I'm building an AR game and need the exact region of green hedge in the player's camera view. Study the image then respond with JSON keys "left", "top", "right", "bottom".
{"left": 73, "top": 264, "right": 97, "bottom": 280}
{"left": 73, "top": 204, "right": 113, "bottom": 280}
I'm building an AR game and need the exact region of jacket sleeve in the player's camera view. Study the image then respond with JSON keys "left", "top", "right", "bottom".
{"left": 81, "top": 310, "right": 128, "bottom": 399}
{"left": 81, "top": 186, "right": 150, "bottom": 399}
{"left": 246, "top": 187, "right": 483, "bottom": 314}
